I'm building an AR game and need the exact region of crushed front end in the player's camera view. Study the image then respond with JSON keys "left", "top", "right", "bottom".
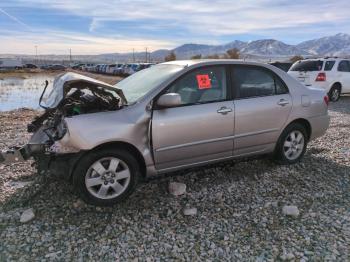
{"left": 0, "top": 72, "right": 125, "bottom": 179}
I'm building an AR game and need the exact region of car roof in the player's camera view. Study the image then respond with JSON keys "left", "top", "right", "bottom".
{"left": 162, "top": 59, "right": 276, "bottom": 69}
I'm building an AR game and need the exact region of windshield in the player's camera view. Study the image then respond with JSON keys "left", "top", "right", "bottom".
{"left": 290, "top": 60, "right": 323, "bottom": 71}
{"left": 116, "top": 64, "right": 183, "bottom": 103}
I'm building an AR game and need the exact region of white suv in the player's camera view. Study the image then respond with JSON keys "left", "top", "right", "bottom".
{"left": 288, "top": 58, "right": 350, "bottom": 101}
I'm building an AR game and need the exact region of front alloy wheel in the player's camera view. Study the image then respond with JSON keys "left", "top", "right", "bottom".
{"left": 73, "top": 149, "right": 140, "bottom": 206}
{"left": 85, "top": 157, "right": 131, "bottom": 200}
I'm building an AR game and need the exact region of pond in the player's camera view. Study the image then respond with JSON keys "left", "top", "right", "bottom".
{"left": 0, "top": 75, "right": 54, "bottom": 111}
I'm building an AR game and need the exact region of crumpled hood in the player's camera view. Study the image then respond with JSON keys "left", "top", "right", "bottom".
{"left": 43, "top": 72, "right": 126, "bottom": 108}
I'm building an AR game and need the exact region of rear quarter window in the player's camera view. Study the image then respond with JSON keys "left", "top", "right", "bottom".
{"left": 324, "top": 61, "right": 335, "bottom": 71}
{"left": 290, "top": 60, "right": 323, "bottom": 71}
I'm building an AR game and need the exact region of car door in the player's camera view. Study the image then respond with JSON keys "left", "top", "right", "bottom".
{"left": 152, "top": 65, "right": 234, "bottom": 171}
{"left": 231, "top": 65, "right": 292, "bottom": 156}
{"left": 337, "top": 60, "right": 350, "bottom": 92}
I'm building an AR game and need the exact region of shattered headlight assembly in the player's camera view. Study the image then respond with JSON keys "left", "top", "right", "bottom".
{"left": 55, "top": 119, "right": 68, "bottom": 140}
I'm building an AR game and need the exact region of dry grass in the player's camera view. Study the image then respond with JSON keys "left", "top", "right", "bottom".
{"left": 0, "top": 69, "right": 124, "bottom": 85}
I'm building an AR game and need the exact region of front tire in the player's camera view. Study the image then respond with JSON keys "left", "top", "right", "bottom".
{"left": 328, "top": 84, "right": 341, "bottom": 102}
{"left": 73, "top": 148, "right": 140, "bottom": 206}
{"left": 274, "top": 123, "right": 308, "bottom": 165}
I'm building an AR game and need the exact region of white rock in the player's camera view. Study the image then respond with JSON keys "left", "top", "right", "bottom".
{"left": 282, "top": 205, "right": 300, "bottom": 217}
{"left": 4, "top": 180, "right": 33, "bottom": 189}
{"left": 168, "top": 182, "right": 186, "bottom": 196}
{"left": 280, "top": 253, "right": 295, "bottom": 261}
{"left": 73, "top": 199, "right": 85, "bottom": 209}
{"left": 20, "top": 208, "right": 35, "bottom": 223}
{"left": 183, "top": 207, "right": 197, "bottom": 216}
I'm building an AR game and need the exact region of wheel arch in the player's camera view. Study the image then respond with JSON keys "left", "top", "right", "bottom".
{"left": 285, "top": 118, "right": 312, "bottom": 141}
{"left": 331, "top": 82, "right": 342, "bottom": 91}
{"left": 69, "top": 141, "right": 147, "bottom": 181}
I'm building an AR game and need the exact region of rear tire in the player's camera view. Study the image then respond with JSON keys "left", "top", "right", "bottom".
{"left": 328, "top": 84, "right": 341, "bottom": 102}
{"left": 273, "top": 123, "right": 308, "bottom": 165}
{"left": 73, "top": 148, "right": 140, "bottom": 206}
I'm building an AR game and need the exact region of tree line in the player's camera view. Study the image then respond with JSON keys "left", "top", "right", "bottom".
{"left": 165, "top": 48, "right": 305, "bottom": 63}
{"left": 164, "top": 48, "right": 240, "bottom": 61}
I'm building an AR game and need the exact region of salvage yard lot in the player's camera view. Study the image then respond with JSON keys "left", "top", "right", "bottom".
{"left": 0, "top": 96, "right": 349, "bottom": 260}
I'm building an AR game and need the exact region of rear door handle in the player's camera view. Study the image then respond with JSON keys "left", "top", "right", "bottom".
{"left": 217, "top": 107, "right": 232, "bottom": 115}
{"left": 277, "top": 99, "right": 289, "bottom": 106}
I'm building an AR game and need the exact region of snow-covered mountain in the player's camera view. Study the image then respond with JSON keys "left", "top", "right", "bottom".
{"left": 9, "top": 33, "right": 350, "bottom": 63}
{"left": 157, "top": 33, "right": 350, "bottom": 60}
{"left": 240, "top": 39, "right": 308, "bottom": 56}
{"left": 297, "top": 33, "right": 350, "bottom": 56}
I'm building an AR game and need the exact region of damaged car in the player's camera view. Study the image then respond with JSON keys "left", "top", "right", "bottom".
{"left": 1, "top": 61, "right": 330, "bottom": 206}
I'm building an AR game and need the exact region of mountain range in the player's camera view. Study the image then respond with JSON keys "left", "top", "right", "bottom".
{"left": 5, "top": 33, "right": 350, "bottom": 63}
{"left": 98, "top": 33, "right": 350, "bottom": 62}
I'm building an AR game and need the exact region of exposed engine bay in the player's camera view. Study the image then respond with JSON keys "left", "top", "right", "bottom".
{"left": 27, "top": 73, "right": 125, "bottom": 146}
{"left": 0, "top": 72, "right": 126, "bottom": 165}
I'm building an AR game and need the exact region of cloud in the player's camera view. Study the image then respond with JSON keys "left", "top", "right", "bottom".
{"left": 1, "top": 0, "right": 350, "bottom": 53}
{"left": 0, "top": 7, "right": 32, "bottom": 30}
{"left": 12, "top": 0, "right": 350, "bottom": 36}
{"left": 0, "top": 29, "right": 175, "bottom": 54}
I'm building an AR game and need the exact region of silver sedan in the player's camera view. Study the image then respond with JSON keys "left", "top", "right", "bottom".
{"left": 1, "top": 60, "right": 330, "bottom": 206}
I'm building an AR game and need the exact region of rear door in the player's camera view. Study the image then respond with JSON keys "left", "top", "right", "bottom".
{"left": 231, "top": 65, "right": 292, "bottom": 156}
{"left": 152, "top": 65, "right": 234, "bottom": 171}
{"left": 337, "top": 60, "right": 350, "bottom": 92}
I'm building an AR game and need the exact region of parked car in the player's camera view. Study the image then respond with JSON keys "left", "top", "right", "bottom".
{"left": 0, "top": 60, "right": 330, "bottom": 206}
{"left": 114, "top": 64, "right": 127, "bottom": 75}
{"left": 124, "top": 63, "right": 139, "bottom": 75}
{"left": 0, "top": 58, "right": 23, "bottom": 69}
{"left": 82, "top": 64, "right": 95, "bottom": 71}
{"left": 24, "top": 63, "right": 38, "bottom": 69}
{"left": 288, "top": 58, "right": 350, "bottom": 101}
{"left": 106, "top": 64, "right": 117, "bottom": 74}
{"left": 112, "top": 64, "right": 123, "bottom": 75}
{"left": 49, "top": 64, "right": 67, "bottom": 70}
{"left": 71, "top": 63, "right": 85, "bottom": 70}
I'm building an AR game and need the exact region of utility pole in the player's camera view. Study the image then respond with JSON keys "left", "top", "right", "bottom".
{"left": 35, "top": 45, "right": 38, "bottom": 65}
{"left": 133, "top": 48, "right": 135, "bottom": 63}
{"left": 69, "top": 48, "right": 72, "bottom": 64}
{"left": 145, "top": 47, "right": 148, "bottom": 63}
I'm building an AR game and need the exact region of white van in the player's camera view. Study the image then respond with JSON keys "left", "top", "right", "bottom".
{"left": 288, "top": 58, "right": 350, "bottom": 101}
{"left": 0, "top": 58, "right": 23, "bottom": 69}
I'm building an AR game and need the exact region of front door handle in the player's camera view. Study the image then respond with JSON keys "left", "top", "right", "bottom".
{"left": 277, "top": 99, "right": 289, "bottom": 106}
{"left": 217, "top": 107, "right": 232, "bottom": 115}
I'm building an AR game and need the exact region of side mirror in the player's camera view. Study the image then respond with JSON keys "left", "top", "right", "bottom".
{"left": 157, "top": 93, "right": 182, "bottom": 108}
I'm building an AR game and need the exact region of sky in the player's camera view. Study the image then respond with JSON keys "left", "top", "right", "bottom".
{"left": 0, "top": 0, "right": 349, "bottom": 55}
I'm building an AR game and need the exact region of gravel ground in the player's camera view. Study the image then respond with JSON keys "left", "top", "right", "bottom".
{"left": 0, "top": 97, "right": 349, "bottom": 261}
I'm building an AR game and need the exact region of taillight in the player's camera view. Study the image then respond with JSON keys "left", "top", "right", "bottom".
{"left": 324, "top": 95, "right": 329, "bottom": 106}
{"left": 316, "top": 72, "right": 326, "bottom": 81}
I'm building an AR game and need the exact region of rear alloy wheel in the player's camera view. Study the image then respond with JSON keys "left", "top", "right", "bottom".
{"left": 282, "top": 130, "right": 305, "bottom": 161}
{"left": 274, "top": 123, "right": 308, "bottom": 164}
{"left": 328, "top": 85, "right": 341, "bottom": 102}
{"left": 73, "top": 149, "right": 140, "bottom": 206}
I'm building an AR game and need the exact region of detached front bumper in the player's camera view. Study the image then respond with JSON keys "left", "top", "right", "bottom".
{"left": 1, "top": 144, "right": 83, "bottom": 181}
{"left": 0, "top": 127, "right": 81, "bottom": 180}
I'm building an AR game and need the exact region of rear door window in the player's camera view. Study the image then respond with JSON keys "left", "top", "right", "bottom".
{"left": 324, "top": 61, "right": 335, "bottom": 71}
{"left": 232, "top": 66, "right": 288, "bottom": 99}
{"left": 337, "top": 60, "right": 350, "bottom": 72}
{"left": 290, "top": 60, "right": 323, "bottom": 71}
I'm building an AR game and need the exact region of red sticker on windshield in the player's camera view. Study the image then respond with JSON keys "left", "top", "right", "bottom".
{"left": 196, "top": 74, "right": 211, "bottom": 89}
